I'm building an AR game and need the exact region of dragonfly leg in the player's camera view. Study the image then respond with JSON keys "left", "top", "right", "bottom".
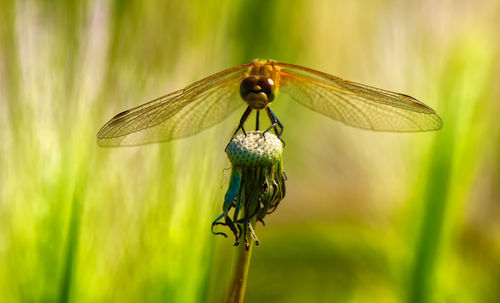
{"left": 268, "top": 107, "right": 284, "bottom": 137}
{"left": 226, "top": 106, "right": 252, "bottom": 152}
{"left": 264, "top": 107, "right": 286, "bottom": 146}
{"left": 234, "top": 106, "right": 252, "bottom": 137}
{"left": 264, "top": 107, "right": 284, "bottom": 137}
{"left": 264, "top": 108, "right": 278, "bottom": 136}
{"left": 255, "top": 110, "right": 260, "bottom": 131}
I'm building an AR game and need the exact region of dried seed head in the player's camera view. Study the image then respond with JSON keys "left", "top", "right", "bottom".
{"left": 213, "top": 131, "right": 287, "bottom": 246}
{"left": 226, "top": 131, "right": 283, "bottom": 167}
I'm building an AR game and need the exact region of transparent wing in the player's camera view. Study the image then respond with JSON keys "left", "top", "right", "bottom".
{"left": 97, "top": 63, "right": 252, "bottom": 146}
{"left": 277, "top": 63, "right": 443, "bottom": 132}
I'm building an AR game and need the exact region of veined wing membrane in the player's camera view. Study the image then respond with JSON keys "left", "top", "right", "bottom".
{"left": 278, "top": 63, "right": 443, "bottom": 132}
{"left": 97, "top": 63, "right": 252, "bottom": 146}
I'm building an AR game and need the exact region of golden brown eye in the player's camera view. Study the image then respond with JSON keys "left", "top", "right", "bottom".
{"left": 239, "top": 76, "right": 259, "bottom": 101}
{"left": 239, "top": 76, "right": 275, "bottom": 102}
{"left": 257, "top": 77, "right": 275, "bottom": 101}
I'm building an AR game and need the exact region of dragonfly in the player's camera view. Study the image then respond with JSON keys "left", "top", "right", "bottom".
{"left": 97, "top": 59, "right": 442, "bottom": 146}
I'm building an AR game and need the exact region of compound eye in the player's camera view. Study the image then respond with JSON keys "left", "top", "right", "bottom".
{"left": 257, "top": 77, "right": 275, "bottom": 101}
{"left": 239, "top": 76, "right": 259, "bottom": 101}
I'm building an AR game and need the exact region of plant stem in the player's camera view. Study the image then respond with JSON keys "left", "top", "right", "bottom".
{"left": 224, "top": 229, "right": 255, "bottom": 303}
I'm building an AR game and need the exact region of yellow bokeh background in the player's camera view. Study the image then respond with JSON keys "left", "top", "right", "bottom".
{"left": 1, "top": 0, "right": 499, "bottom": 302}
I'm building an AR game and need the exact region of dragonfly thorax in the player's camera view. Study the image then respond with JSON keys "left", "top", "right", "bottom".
{"left": 239, "top": 76, "right": 275, "bottom": 110}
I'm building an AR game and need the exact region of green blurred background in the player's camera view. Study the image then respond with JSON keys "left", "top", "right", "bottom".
{"left": 1, "top": 0, "right": 499, "bottom": 302}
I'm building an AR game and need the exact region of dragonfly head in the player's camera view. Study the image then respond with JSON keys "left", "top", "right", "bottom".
{"left": 240, "top": 76, "right": 276, "bottom": 110}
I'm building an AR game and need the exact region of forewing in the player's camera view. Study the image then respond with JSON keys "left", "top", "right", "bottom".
{"left": 277, "top": 63, "right": 443, "bottom": 132}
{"left": 97, "top": 63, "right": 251, "bottom": 146}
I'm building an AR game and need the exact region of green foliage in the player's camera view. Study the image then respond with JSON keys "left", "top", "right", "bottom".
{"left": 1, "top": 0, "right": 499, "bottom": 302}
